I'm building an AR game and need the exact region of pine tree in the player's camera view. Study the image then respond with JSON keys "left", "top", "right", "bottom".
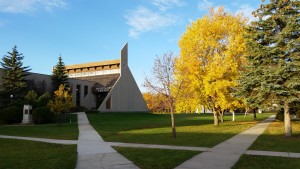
{"left": 238, "top": 0, "right": 300, "bottom": 136}
{"left": 51, "top": 55, "right": 68, "bottom": 92}
{"left": 0, "top": 45, "right": 31, "bottom": 99}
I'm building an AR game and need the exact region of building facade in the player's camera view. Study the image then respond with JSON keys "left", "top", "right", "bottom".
{"left": 0, "top": 44, "right": 149, "bottom": 112}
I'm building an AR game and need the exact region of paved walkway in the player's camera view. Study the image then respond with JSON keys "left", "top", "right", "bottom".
{"left": 175, "top": 115, "right": 276, "bottom": 169}
{"left": 0, "top": 135, "right": 77, "bottom": 144}
{"left": 75, "top": 112, "right": 139, "bottom": 169}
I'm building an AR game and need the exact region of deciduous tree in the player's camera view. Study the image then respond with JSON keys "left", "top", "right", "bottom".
{"left": 238, "top": 0, "right": 300, "bottom": 136}
{"left": 144, "top": 52, "right": 182, "bottom": 138}
{"left": 143, "top": 92, "right": 169, "bottom": 113}
{"left": 48, "top": 84, "right": 73, "bottom": 123}
{"left": 177, "top": 7, "right": 247, "bottom": 125}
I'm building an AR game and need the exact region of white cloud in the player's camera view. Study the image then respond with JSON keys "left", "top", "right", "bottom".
{"left": 0, "top": 0, "right": 66, "bottom": 14}
{"left": 125, "top": 6, "right": 177, "bottom": 38}
{"left": 198, "top": 0, "right": 213, "bottom": 11}
{"left": 235, "top": 4, "right": 258, "bottom": 23}
{"left": 150, "top": 0, "right": 185, "bottom": 11}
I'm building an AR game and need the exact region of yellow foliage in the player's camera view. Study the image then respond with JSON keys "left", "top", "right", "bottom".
{"left": 175, "top": 7, "right": 247, "bottom": 114}
{"left": 48, "top": 84, "right": 73, "bottom": 115}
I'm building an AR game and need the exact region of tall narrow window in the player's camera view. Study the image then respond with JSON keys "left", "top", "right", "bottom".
{"left": 84, "top": 85, "right": 88, "bottom": 97}
{"left": 106, "top": 96, "right": 111, "bottom": 109}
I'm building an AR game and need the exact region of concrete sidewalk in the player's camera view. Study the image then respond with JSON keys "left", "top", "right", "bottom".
{"left": 0, "top": 135, "right": 77, "bottom": 144}
{"left": 75, "top": 112, "right": 139, "bottom": 169}
{"left": 175, "top": 115, "right": 276, "bottom": 169}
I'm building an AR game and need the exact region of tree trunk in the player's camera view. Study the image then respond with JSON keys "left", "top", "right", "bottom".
{"left": 232, "top": 111, "right": 235, "bottom": 122}
{"left": 284, "top": 102, "right": 292, "bottom": 137}
{"left": 220, "top": 110, "right": 224, "bottom": 123}
{"left": 253, "top": 108, "right": 257, "bottom": 120}
{"left": 170, "top": 107, "right": 176, "bottom": 138}
{"left": 213, "top": 112, "right": 219, "bottom": 126}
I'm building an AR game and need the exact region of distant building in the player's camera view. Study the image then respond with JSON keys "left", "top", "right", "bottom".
{"left": 0, "top": 44, "right": 149, "bottom": 112}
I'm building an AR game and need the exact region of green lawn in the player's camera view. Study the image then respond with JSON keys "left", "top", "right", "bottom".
{"left": 233, "top": 155, "right": 300, "bottom": 169}
{"left": 88, "top": 113, "right": 273, "bottom": 147}
{"left": 0, "top": 138, "right": 77, "bottom": 169}
{"left": 114, "top": 147, "right": 200, "bottom": 169}
{"left": 249, "top": 120, "right": 300, "bottom": 153}
{"left": 0, "top": 114, "right": 78, "bottom": 140}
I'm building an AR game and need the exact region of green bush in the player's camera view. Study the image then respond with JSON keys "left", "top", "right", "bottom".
{"left": 86, "top": 109, "right": 100, "bottom": 114}
{"left": 276, "top": 109, "right": 284, "bottom": 121}
{"left": 32, "top": 106, "right": 54, "bottom": 124}
{"left": 0, "top": 106, "right": 22, "bottom": 124}
{"left": 37, "top": 92, "right": 51, "bottom": 107}
{"left": 24, "top": 90, "right": 38, "bottom": 106}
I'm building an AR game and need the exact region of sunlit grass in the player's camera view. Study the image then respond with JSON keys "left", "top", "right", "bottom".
{"left": 88, "top": 113, "right": 273, "bottom": 147}
{"left": 249, "top": 120, "right": 300, "bottom": 153}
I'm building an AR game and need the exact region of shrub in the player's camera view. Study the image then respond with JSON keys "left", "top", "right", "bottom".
{"left": 32, "top": 106, "right": 54, "bottom": 124}
{"left": 36, "top": 92, "right": 51, "bottom": 107}
{"left": 276, "top": 109, "right": 284, "bottom": 121}
{"left": 296, "top": 110, "right": 300, "bottom": 118}
{"left": 0, "top": 106, "right": 22, "bottom": 124}
{"left": 24, "top": 90, "right": 38, "bottom": 106}
{"left": 86, "top": 109, "right": 100, "bottom": 114}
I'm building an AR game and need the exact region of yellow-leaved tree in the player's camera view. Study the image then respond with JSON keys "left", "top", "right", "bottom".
{"left": 176, "top": 7, "right": 247, "bottom": 125}
{"left": 48, "top": 84, "right": 73, "bottom": 123}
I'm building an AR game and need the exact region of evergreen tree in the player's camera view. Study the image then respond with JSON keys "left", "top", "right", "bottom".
{"left": 51, "top": 55, "right": 68, "bottom": 92}
{"left": 0, "top": 45, "right": 31, "bottom": 99}
{"left": 238, "top": 0, "right": 300, "bottom": 136}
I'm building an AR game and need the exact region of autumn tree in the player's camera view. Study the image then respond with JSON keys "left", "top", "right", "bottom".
{"left": 143, "top": 92, "right": 169, "bottom": 113}
{"left": 51, "top": 55, "right": 68, "bottom": 92}
{"left": 0, "top": 46, "right": 31, "bottom": 100}
{"left": 48, "top": 84, "right": 73, "bottom": 123}
{"left": 176, "top": 7, "right": 247, "bottom": 125}
{"left": 144, "top": 52, "right": 181, "bottom": 138}
{"left": 238, "top": 0, "right": 300, "bottom": 136}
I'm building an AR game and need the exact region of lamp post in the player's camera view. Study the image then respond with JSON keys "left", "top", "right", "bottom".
{"left": 10, "top": 95, "right": 13, "bottom": 103}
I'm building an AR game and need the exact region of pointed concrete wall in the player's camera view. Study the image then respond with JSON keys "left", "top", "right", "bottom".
{"left": 98, "top": 43, "right": 149, "bottom": 112}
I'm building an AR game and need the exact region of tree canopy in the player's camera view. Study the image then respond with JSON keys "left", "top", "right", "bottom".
{"left": 51, "top": 55, "right": 68, "bottom": 92}
{"left": 238, "top": 0, "right": 300, "bottom": 136}
{"left": 176, "top": 7, "right": 247, "bottom": 125}
{"left": 0, "top": 46, "right": 31, "bottom": 99}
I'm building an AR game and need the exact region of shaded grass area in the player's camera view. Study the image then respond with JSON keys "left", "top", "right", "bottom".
{"left": 249, "top": 120, "right": 300, "bottom": 153}
{"left": 233, "top": 154, "right": 300, "bottom": 169}
{"left": 113, "top": 147, "right": 199, "bottom": 169}
{"left": 0, "top": 114, "right": 78, "bottom": 140}
{"left": 88, "top": 113, "right": 273, "bottom": 147}
{"left": 0, "top": 138, "right": 77, "bottom": 169}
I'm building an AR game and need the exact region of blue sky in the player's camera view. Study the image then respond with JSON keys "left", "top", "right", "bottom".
{"left": 0, "top": 0, "right": 264, "bottom": 92}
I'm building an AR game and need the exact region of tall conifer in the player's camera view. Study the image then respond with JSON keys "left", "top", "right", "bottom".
{"left": 51, "top": 55, "right": 68, "bottom": 92}
{"left": 0, "top": 45, "right": 31, "bottom": 99}
{"left": 238, "top": 0, "right": 300, "bottom": 136}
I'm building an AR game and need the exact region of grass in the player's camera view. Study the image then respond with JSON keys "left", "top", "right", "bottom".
{"left": 0, "top": 114, "right": 78, "bottom": 140}
{"left": 88, "top": 112, "right": 273, "bottom": 147}
{"left": 113, "top": 147, "right": 200, "bottom": 169}
{"left": 0, "top": 138, "right": 77, "bottom": 169}
{"left": 233, "top": 154, "right": 300, "bottom": 169}
{"left": 249, "top": 120, "right": 300, "bottom": 153}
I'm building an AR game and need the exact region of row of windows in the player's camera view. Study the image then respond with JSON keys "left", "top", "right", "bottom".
{"left": 68, "top": 69, "right": 120, "bottom": 78}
